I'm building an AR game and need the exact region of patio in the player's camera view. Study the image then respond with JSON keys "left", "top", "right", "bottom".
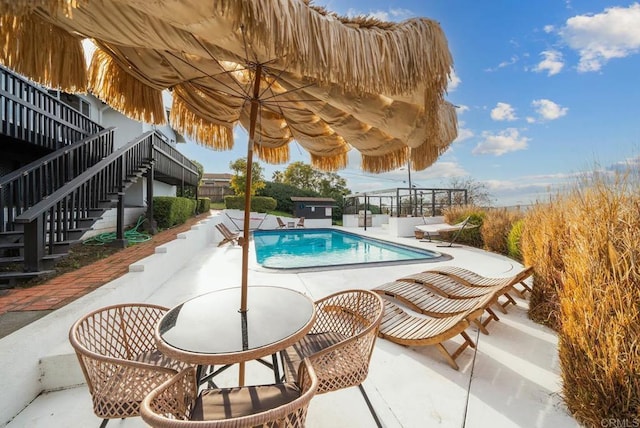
{"left": 1, "top": 211, "right": 577, "bottom": 427}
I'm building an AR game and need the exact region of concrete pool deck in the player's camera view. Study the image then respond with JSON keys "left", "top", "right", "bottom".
{"left": 0, "top": 211, "right": 578, "bottom": 427}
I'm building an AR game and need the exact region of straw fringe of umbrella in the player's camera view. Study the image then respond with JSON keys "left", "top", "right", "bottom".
{"left": 0, "top": 0, "right": 458, "bottom": 174}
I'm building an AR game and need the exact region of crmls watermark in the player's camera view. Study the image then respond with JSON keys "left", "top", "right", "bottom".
{"left": 601, "top": 418, "right": 640, "bottom": 428}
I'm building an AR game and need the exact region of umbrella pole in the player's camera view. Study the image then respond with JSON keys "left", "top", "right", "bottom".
{"left": 238, "top": 64, "right": 262, "bottom": 386}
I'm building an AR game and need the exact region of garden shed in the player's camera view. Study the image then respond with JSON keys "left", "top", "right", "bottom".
{"left": 291, "top": 197, "right": 336, "bottom": 220}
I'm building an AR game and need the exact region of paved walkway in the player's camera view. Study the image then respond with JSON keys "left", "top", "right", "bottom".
{"left": 0, "top": 213, "right": 209, "bottom": 335}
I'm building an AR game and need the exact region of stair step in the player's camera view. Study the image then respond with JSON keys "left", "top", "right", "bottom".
{"left": 0, "top": 242, "right": 23, "bottom": 250}
{"left": 66, "top": 228, "right": 91, "bottom": 240}
{"left": 97, "top": 199, "right": 117, "bottom": 209}
{"left": 0, "top": 231, "right": 23, "bottom": 244}
{"left": 76, "top": 216, "right": 102, "bottom": 228}
{"left": 51, "top": 240, "right": 79, "bottom": 254}
{"left": 0, "top": 270, "right": 56, "bottom": 289}
{"left": 0, "top": 253, "right": 65, "bottom": 266}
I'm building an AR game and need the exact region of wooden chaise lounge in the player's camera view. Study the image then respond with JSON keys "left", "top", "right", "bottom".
{"left": 215, "top": 223, "right": 241, "bottom": 247}
{"left": 424, "top": 266, "right": 534, "bottom": 298}
{"left": 373, "top": 281, "right": 500, "bottom": 335}
{"left": 378, "top": 295, "right": 491, "bottom": 370}
{"left": 399, "top": 272, "right": 495, "bottom": 299}
{"left": 400, "top": 271, "right": 516, "bottom": 314}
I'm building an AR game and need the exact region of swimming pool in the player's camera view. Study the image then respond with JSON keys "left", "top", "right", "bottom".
{"left": 253, "top": 228, "right": 442, "bottom": 269}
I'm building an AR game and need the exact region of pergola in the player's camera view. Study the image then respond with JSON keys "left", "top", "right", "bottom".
{"left": 346, "top": 187, "right": 468, "bottom": 218}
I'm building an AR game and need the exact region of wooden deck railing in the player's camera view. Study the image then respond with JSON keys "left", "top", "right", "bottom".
{"left": 0, "top": 65, "right": 102, "bottom": 149}
{"left": 15, "top": 132, "right": 156, "bottom": 271}
{"left": 0, "top": 129, "right": 115, "bottom": 232}
{"left": 153, "top": 136, "right": 200, "bottom": 187}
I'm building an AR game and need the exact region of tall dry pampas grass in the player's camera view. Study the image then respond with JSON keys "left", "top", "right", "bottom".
{"left": 521, "top": 173, "right": 640, "bottom": 423}
{"left": 557, "top": 177, "right": 640, "bottom": 424}
{"left": 481, "top": 208, "right": 523, "bottom": 256}
{"left": 520, "top": 197, "right": 571, "bottom": 330}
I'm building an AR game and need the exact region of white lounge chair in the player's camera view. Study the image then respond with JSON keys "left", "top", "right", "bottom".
{"left": 415, "top": 216, "right": 478, "bottom": 247}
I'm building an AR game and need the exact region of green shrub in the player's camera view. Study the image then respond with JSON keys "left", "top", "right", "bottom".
{"left": 442, "top": 205, "right": 486, "bottom": 247}
{"left": 481, "top": 208, "right": 522, "bottom": 255}
{"left": 257, "top": 182, "right": 318, "bottom": 214}
{"left": 507, "top": 219, "right": 524, "bottom": 261}
{"left": 153, "top": 196, "right": 196, "bottom": 229}
{"left": 224, "top": 195, "right": 277, "bottom": 212}
{"left": 196, "top": 197, "right": 211, "bottom": 214}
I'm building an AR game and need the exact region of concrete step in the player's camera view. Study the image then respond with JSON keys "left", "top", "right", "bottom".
{"left": 39, "top": 342, "right": 85, "bottom": 392}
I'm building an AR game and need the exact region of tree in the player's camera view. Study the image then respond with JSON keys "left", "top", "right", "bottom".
{"left": 282, "top": 161, "right": 318, "bottom": 190}
{"left": 191, "top": 159, "right": 204, "bottom": 183}
{"left": 445, "top": 176, "right": 494, "bottom": 207}
{"left": 229, "top": 158, "right": 265, "bottom": 196}
{"left": 272, "top": 162, "right": 351, "bottom": 221}
{"left": 257, "top": 182, "right": 319, "bottom": 214}
{"left": 177, "top": 158, "right": 204, "bottom": 198}
{"left": 271, "top": 170, "right": 284, "bottom": 183}
{"left": 280, "top": 162, "right": 350, "bottom": 198}
{"left": 317, "top": 172, "right": 349, "bottom": 200}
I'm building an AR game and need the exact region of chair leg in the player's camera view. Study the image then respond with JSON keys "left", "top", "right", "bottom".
{"left": 100, "top": 419, "right": 109, "bottom": 428}
{"left": 358, "top": 384, "right": 383, "bottom": 428}
{"left": 517, "top": 280, "right": 533, "bottom": 296}
{"left": 499, "top": 292, "right": 518, "bottom": 312}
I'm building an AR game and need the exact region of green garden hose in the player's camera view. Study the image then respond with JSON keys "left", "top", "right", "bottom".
{"left": 82, "top": 216, "right": 151, "bottom": 246}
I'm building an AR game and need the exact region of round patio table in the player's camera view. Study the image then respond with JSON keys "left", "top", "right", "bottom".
{"left": 155, "top": 286, "right": 316, "bottom": 374}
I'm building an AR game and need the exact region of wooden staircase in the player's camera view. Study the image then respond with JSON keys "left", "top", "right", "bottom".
{"left": 0, "top": 65, "right": 200, "bottom": 288}
{"left": 0, "top": 137, "right": 156, "bottom": 287}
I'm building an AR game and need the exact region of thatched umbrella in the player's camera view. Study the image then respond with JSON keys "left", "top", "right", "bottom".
{"left": 0, "top": 0, "right": 457, "bottom": 373}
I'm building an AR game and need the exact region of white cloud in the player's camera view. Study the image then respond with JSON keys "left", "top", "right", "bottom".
{"left": 456, "top": 104, "right": 469, "bottom": 114}
{"left": 485, "top": 55, "right": 518, "bottom": 72}
{"left": 473, "top": 128, "right": 529, "bottom": 156}
{"left": 526, "top": 117, "right": 536, "bottom": 124}
{"left": 607, "top": 156, "right": 640, "bottom": 172}
{"left": 533, "top": 50, "right": 564, "bottom": 76}
{"left": 490, "top": 102, "right": 517, "bottom": 121}
{"left": 561, "top": 4, "right": 640, "bottom": 72}
{"left": 532, "top": 99, "right": 568, "bottom": 120}
{"left": 345, "top": 8, "right": 414, "bottom": 22}
{"left": 448, "top": 69, "right": 461, "bottom": 91}
{"left": 411, "top": 161, "right": 468, "bottom": 180}
{"left": 543, "top": 25, "right": 555, "bottom": 33}
{"left": 498, "top": 56, "right": 519, "bottom": 68}
{"left": 369, "top": 11, "right": 390, "bottom": 21}
{"left": 389, "top": 8, "right": 414, "bottom": 19}
{"left": 454, "top": 121, "right": 473, "bottom": 143}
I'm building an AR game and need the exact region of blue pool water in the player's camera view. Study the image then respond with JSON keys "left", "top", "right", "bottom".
{"left": 253, "top": 228, "right": 441, "bottom": 269}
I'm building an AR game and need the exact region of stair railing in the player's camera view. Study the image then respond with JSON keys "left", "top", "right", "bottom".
{"left": 15, "top": 132, "right": 156, "bottom": 271}
{"left": 0, "top": 128, "right": 115, "bottom": 232}
{"left": 0, "top": 65, "right": 103, "bottom": 149}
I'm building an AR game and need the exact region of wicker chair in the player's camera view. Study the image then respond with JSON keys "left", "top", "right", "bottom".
{"left": 140, "top": 358, "right": 318, "bottom": 427}
{"left": 69, "top": 303, "right": 191, "bottom": 427}
{"left": 280, "top": 289, "right": 383, "bottom": 412}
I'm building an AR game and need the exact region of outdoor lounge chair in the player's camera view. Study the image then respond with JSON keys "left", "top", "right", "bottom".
{"left": 69, "top": 304, "right": 191, "bottom": 427}
{"left": 140, "top": 358, "right": 318, "bottom": 427}
{"left": 373, "top": 281, "right": 500, "bottom": 335}
{"left": 425, "top": 265, "right": 534, "bottom": 298}
{"left": 215, "top": 223, "right": 241, "bottom": 247}
{"left": 414, "top": 216, "right": 478, "bottom": 247}
{"left": 295, "top": 217, "right": 305, "bottom": 228}
{"left": 378, "top": 297, "right": 486, "bottom": 370}
{"left": 397, "top": 271, "right": 516, "bottom": 316}
{"left": 276, "top": 217, "right": 288, "bottom": 229}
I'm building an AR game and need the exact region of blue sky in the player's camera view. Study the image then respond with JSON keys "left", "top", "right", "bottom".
{"left": 177, "top": 1, "right": 640, "bottom": 206}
